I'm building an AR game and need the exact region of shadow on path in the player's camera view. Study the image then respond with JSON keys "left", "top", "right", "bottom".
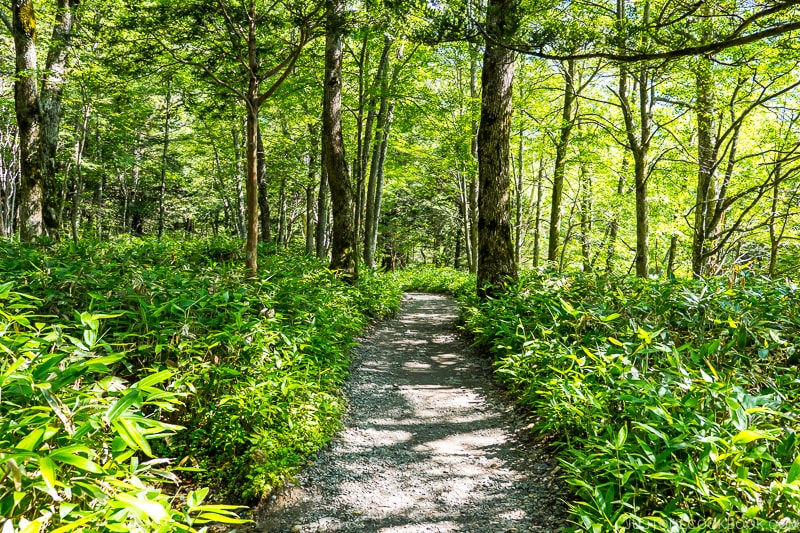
{"left": 255, "top": 293, "right": 567, "bottom": 533}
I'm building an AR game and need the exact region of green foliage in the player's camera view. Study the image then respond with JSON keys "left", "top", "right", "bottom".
{"left": 0, "top": 236, "right": 403, "bottom": 523}
{"left": 0, "top": 282, "right": 246, "bottom": 532}
{"left": 461, "top": 271, "right": 800, "bottom": 532}
{"left": 391, "top": 265, "right": 474, "bottom": 299}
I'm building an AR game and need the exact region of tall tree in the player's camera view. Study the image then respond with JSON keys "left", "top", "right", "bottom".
{"left": 12, "top": 0, "right": 44, "bottom": 241}
{"left": 476, "top": 0, "right": 518, "bottom": 297}
{"left": 323, "top": 0, "right": 355, "bottom": 278}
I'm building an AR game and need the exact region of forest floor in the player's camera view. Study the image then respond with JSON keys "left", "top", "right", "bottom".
{"left": 249, "top": 293, "right": 568, "bottom": 532}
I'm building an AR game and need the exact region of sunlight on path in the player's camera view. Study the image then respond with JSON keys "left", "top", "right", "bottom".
{"left": 256, "top": 293, "right": 565, "bottom": 533}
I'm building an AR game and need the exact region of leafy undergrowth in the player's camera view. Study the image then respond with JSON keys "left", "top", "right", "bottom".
{"left": 0, "top": 237, "right": 402, "bottom": 532}
{"left": 397, "top": 265, "right": 800, "bottom": 532}
{"left": 391, "top": 264, "right": 475, "bottom": 299}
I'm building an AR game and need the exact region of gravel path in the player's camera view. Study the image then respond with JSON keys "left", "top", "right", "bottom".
{"left": 254, "top": 293, "right": 567, "bottom": 532}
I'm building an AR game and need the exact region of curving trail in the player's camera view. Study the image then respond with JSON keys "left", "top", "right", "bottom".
{"left": 254, "top": 293, "right": 567, "bottom": 532}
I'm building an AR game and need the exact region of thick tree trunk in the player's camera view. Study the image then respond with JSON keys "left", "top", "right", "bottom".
{"left": 157, "top": 76, "right": 172, "bottom": 240}
{"left": 257, "top": 126, "right": 271, "bottom": 242}
{"left": 323, "top": 0, "right": 355, "bottom": 278}
{"left": 547, "top": 59, "right": 576, "bottom": 262}
{"left": 477, "top": 0, "right": 518, "bottom": 298}
{"left": 40, "top": 0, "right": 79, "bottom": 238}
{"left": 13, "top": 0, "right": 45, "bottom": 241}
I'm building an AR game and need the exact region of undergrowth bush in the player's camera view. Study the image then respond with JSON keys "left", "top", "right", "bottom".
{"left": 462, "top": 272, "right": 800, "bottom": 532}
{"left": 391, "top": 265, "right": 474, "bottom": 299}
{"left": 0, "top": 236, "right": 403, "bottom": 530}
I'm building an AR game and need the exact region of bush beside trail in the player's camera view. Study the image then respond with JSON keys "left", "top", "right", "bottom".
{"left": 400, "top": 266, "right": 800, "bottom": 532}
{"left": 0, "top": 237, "right": 402, "bottom": 532}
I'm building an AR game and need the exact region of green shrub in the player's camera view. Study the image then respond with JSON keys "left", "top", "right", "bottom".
{"left": 0, "top": 282, "right": 245, "bottom": 532}
{"left": 0, "top": 237, "right": 404, "bottom": 513}
{"left": 461, "top": 272, "right": 800, "bottom": 532}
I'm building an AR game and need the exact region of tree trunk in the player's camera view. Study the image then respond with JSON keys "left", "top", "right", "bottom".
{"left": 305, "top": 185, "right": 314, "bottom": 255}
{"left": 71, "top": 98, "right": 90, "bottom": 244}
{"left": 477, "top": 0, "right": 518, "bottom": 298}
{"left": 533, "top": 158, "right": 543, "bottom": 267}
{"left": 316, "top": 160, "right": 329, "bottom": 260}
{"left": 692, "top": 54, "right": 716, "bottom": 278}
{"left": 579, "top": 163, "right": 592, "bottom": 271}
{"left": 257, "top": 125, "right": 271, "bottom": 242}
{"left": 323, "top": 0, "right": 355, "bottom": 278}
{"left": 13, "top": 0, "right": 45, "bottom": 242}
{"left": 40, "top": 0, "right": 79, "bottom": 238}
{"left": 468, "top": 44, "right": 480, "bottom": 274}
{"left": 157, "top": 76, "right": 172, "bottom": 240}
{"left": 244, "top": 100, "right": 259, "bottom": 276}
{"left": 364, "top": 38, "right": 393, "bottom": 269}
{"left": 515, "top": 121, "right": 524, "bottom": 266}
{"left": 232, "top": 123, "right": 246, "bottom": 239}
{"left": 606, "top": 157, "right": 626, "bottom": 272}
{"left": 277, "top": 174, "right": 287, "bottom": 246}
{"left": 547, "top": 59, "right": 576, "bottom": 262}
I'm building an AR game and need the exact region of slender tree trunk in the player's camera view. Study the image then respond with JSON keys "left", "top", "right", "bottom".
{"left": 71, "top": 99, "right": 90, "bottom": 244}
{"left": 364, "top": 38, "right": 393, "bottom": 268}
{"left": 244, "top": 99, "right": 259, "bottom": 275}
{"left": 232, "top": 123, "right": 246, "bottom": 239}
{"left": 316, "top": 161, "right": 329, "bottom": 260}
{"left": 157, "top": 76, "right": 172, "bottom": 240}
{"left": 277, "top": 174, "right": 287, "bottom": 246}
{"left": 257, "top": 125, "right": 271, "bottom": 242}
{"left": 579, "top": 164, "right": 592, "bottom": 271}
{"left": 692, "top": 54, "right": 716, "bottom": 278}
{"left": 768, "top": 165, "right": 781, "bottom": 278}
{"left": 13, "top": 0, "right": 45, "bottom": 241}
{"left": 40, "top": 0, "right": 79, "bottom": 238}
{"left": 305, "top": 185, "right": 314, "bottom": 255}
{"left": 515, "top": 122, "right": 524, "bottom": 266}
{"left": 323, "top": 0, "right": 355, "bottom": 278}
{"left": 666, "top": 233, "right": 679, "bottom": 278}
{"left": 606, "top": 157, "right": 626, "bottom": 272}
{"left": 547, "top": 59, "right": 576, "bottom": 262}
{"left": 533, "top": 158, "right": 543, "bottom": 267}
{"left": 477, "top": 0, "right": 518, "bottom": 298}
{"left": 468, "top": 44, "right": 480, "bottom": 274}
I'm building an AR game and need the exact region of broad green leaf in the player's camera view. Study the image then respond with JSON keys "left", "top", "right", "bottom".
{"left": 732, "top": 430, "right": 777, "bottom": 445}
{"left": 39, "top": 456, "right": 58, "bottom": 489}
{"left": 787, "top": 454, "right": 800, "bottom": 484}
{"left": 17, "top": 426, "right": 47, "bottom": 451}
{"left": 136, "top": 370, "right": 173, "bottom": 389}
{"left": 114, "top": 493, "right": 168, "bottom": 523}
{"left": 49, "top": 451, "right": 103, "bottom": 473}
{"left": 105, "top": 390, "right": 140, "bottom": 423}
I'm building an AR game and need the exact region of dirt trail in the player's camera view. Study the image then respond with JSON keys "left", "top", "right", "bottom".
{"left": 254, "top": 293, "right": 567, "bottom": 532}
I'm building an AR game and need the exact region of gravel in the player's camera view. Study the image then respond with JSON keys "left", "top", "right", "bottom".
{"left": 249, "top": 292, "right": 568, "bottom": 532}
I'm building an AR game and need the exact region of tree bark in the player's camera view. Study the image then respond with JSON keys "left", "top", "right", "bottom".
{"left": 157, "top": 76, "right": 172, "bottom": 240}
{"left": 323, "top": 0, "right": 355, "bottom": 278}
{"left": 70, "top": 96, "right": 90, "bottom": 244}
{"left": 256, "top": 125, "right": 271, "bottom": 243}
{"left": 40, "top": 0, "right": 80, "bottom": 238}
{"left": 692, "top": 53, "right": 716, "bottom": 278}
{"left": 13, "top": 0, "right": 45, "bottom": 241}
{"left": 316, "top": 160, "right": 329, "bottom": 260}
{"left": 468, "top": 43, "right": 481, "bottom": 274}
{"left": 532, "top": 158, "right": 543, "bottom": 267}
{"left": 547, "top": 59, "right": 576, "bottom": 262}
{"left": 477, "top": 0, "right": 518, "bottom": 298}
